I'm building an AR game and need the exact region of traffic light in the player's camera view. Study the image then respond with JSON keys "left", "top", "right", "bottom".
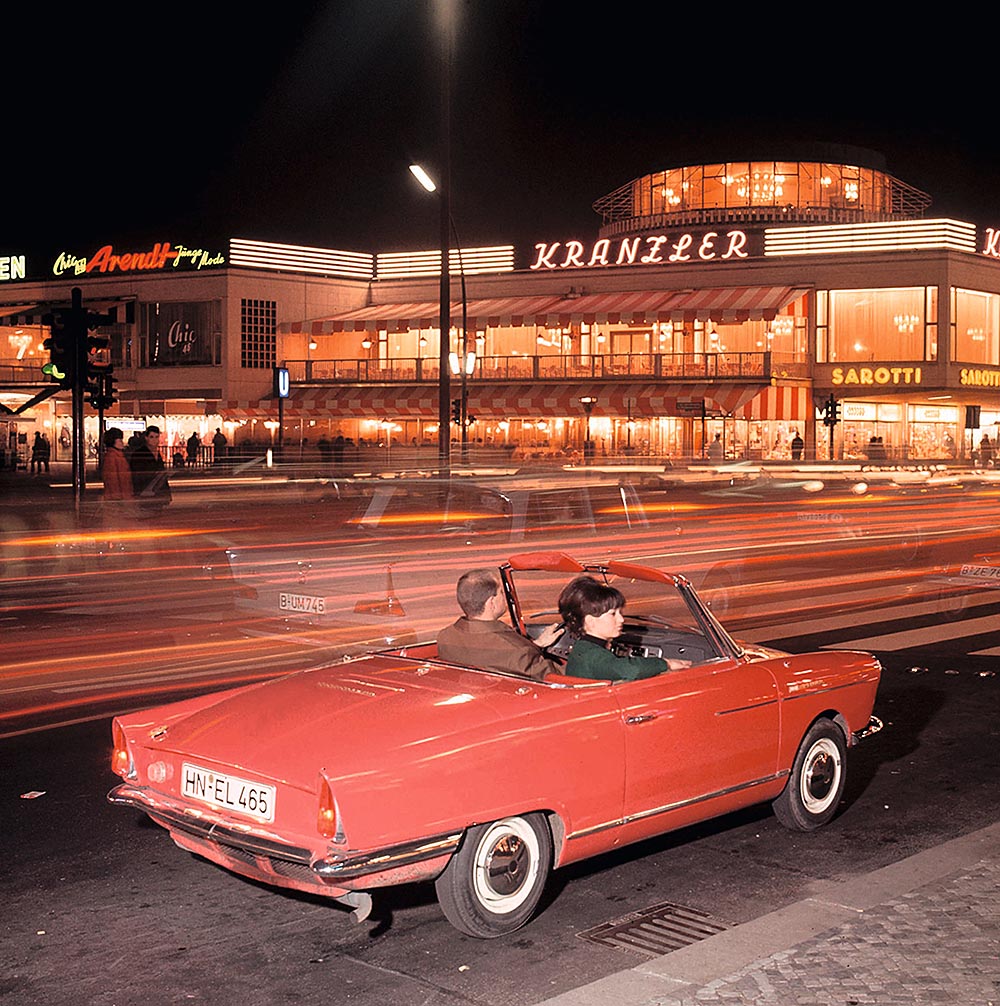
{"left": 41, "top": 308, "right": 77, "bottom": 389}
{"left": 822, "top": 395, "right": 841, "bottom": 427}
{"left": 451, "top": 398, "right": 462, "bottom": 424}
{"left": 88, "top": 369, "right": 118, "bottom": 410}
{"left": 86, "top": 331, "right": 111, "bottom": 378}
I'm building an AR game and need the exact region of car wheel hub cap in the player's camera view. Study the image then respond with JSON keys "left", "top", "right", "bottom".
{"left": 801, "top": 738, "right": 841, "bottom": 813}
{"left": 486, "top": 836, "right": 527, "bottom": 896}
{"left": 473, "top": 818, "right": 540, "bottom": 914}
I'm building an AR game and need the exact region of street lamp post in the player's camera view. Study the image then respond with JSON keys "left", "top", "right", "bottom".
{"left": 580, "top": 396, "right": 597, "bottom": 464}
{"left": 410, "top": 163, "right": 472, "bottom": 467}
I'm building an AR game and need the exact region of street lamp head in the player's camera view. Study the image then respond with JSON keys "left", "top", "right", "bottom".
{"left": 409, "top": 164, "right": 437, "bottom": 193}
{"left": 308, "top": 339, "right": 317, "bottom": 351}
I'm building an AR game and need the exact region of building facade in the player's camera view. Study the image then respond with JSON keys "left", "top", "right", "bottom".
{"left": 3, "top": 150, "right": 1000, "bottom": 469}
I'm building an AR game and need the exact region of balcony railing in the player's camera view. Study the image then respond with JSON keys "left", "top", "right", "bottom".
{"left": 288, "top": 352, "right": 808, "bottom": 384}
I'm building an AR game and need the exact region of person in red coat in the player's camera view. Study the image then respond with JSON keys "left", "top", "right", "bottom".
{"left": 102, "top": 428, "right": 135, "bottom": 503}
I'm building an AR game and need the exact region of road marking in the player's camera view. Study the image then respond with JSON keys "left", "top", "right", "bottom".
{"left": 816, "top": 613, "right": 1000, "bottom": 652}
{"left": 738, "top": 592, "right": 998, "bottom": 643}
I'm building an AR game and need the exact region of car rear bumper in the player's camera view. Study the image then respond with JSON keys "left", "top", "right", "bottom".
{"left": 109, "top": 782, "right": 462, "bottom": 887}
{"left": 853, "top": 715, "right": 883, "bottom": 743}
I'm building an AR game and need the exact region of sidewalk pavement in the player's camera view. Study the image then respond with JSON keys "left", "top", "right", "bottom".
{"left": 540, "top": 821, "right": 1000, "bottom": 1006}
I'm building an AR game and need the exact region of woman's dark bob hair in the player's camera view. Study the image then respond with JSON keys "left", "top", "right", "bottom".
{"left": 558, "top": 576, "right": 626, "bottom": 637}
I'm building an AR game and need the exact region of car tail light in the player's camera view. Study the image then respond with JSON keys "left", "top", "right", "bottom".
{"left": 317, "top": 774, "right": 343, "bottom": 841}
{"left": 111, "top": 720, "right": 134, "bottom": 779}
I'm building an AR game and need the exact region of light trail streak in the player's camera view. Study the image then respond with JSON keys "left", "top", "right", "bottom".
{"left": 4, "top": 477, "right": 999, "bottom": 736}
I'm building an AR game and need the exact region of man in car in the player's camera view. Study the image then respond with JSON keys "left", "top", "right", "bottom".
{"left": 438, "top": 568, "right": 564, "bottom": 680}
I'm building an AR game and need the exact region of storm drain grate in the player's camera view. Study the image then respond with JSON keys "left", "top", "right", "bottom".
{"left": 577, "top": 901, "right": 729, "bottom": 958}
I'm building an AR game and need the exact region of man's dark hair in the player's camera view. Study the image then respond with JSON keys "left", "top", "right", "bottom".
{"left": 456, "top": 568, "right": 501, "bottom": 617}
{"left": 558, "top": 576, "right": 626, "bottom": 637}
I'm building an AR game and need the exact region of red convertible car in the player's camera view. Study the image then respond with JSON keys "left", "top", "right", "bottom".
{"left": 109, "top": 552, "right": 882, "bottom": 938}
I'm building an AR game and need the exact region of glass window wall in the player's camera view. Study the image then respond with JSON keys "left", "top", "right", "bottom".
{"left": 951, "top": 288, "right": 1000, "bottom": 365}
{"left": 822, "top": 287, "right": 936, "bottom": 362}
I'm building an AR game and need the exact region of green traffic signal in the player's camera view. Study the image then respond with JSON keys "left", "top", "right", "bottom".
{"left": 41, "top": 361, "right": 67, "bottom": 381}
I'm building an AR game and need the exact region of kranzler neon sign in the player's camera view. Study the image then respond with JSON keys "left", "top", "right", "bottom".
{"left": 52, "top": 242, "right": 225, "bottom": 277}
{"left": 530, "top": 231, "right": 749, "bottom": 270}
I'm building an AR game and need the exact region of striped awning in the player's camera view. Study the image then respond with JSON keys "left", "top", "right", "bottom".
{"left": 661, "top": 286, "right": 809, "bottom": 323}
{"left": 283, "top": 295, "right": 566, "bottom": 334}
{"left": 218, "top": 382, "right": 766, "bottom": 421}
{"left": 734, "top": 383, "right": 811, "bottom": 422}
{"left": 282, "top": 286, "right": 810, "bottom": 334}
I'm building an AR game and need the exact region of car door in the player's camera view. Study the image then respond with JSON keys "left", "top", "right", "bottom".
{"left": 615, "top": 658, "right": 780, "bottom": 836}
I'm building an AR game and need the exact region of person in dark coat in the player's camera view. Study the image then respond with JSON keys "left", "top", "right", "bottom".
{"left": 186, "top": 431, "right": 201, "bottom": 467}
{"left": 30, "top": 432, "right": 49, "bottom": 474}
{"left": 129, "top": 426, "right": 171, "bottom": 514}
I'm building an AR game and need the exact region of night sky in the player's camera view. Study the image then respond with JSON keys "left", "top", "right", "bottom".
{"left": 4, "top": 1, "right": 997, "bottom": 263}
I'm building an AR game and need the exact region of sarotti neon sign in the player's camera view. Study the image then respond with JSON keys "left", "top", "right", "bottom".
{"left": 52, "top": 241, "right": 225, "bottom": 277}
{"left": 530, "top": 230, "right": 749, "bottom": 270}
{"left": 960, "top": 367, "right": 1000, "bottom": 387}
{"left": 831, "top": 365, "right": 922, "bottom": 386}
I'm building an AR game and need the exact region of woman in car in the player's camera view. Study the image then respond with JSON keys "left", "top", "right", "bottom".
{"left": 558, "top": 576, "right": 689, "bottom": 681}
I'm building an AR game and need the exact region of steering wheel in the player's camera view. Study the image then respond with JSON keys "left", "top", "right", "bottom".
{"left": 525, "top": 611, "right": 573, "bottom": 660}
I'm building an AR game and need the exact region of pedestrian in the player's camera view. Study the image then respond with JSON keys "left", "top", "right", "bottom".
{"left": 212, "top": 427, "right": 227, "bottom": 464}
{"left": 790, "top": 431, "right": 804, "bottom": 462}
{"left": 101, "top": 427, "right": 134, "bottom": 522}
{"left": 186, "top": 431, "right": 201, "bottom": 467}
{"left": 129, "top": 425, "right": 172, "bottom": 515}
{"left": 707, "top": 433, "right": 723, "bottom": 461}
{"left": 30, "top": 432, "right": 48, "bottom": 475}
{"left": 979, "top": 434, "right": 995, "bottom": 467}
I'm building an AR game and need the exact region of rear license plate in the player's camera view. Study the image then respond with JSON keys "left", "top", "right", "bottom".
{"left": 181, "top": 763, "right": 275, "bottom": 822}
{"left": 959, "top": 564, "right": 1000, "bottom": 583}
{"left": 279, "top": 592, "right": 326, "bottom": 613}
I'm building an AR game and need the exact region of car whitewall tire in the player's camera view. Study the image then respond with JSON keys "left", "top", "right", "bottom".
{"left": 435, "top": 813, "right": 552, "bottom": 938}
{"left": 772, "top": 718, "right": 847, "bottom": 832}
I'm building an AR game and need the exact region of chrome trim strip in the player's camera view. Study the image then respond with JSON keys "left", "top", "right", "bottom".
{"left": 312, "top": 832, "right": 463, "bottom": 879}
{"left": 783, "top": 679, "right": 875, "bottom": 701}
{"left": 567, "top": 771, "right": 789, "bottom": 841}
{"left": 716, "top": 698, "right": 779, "bottom": 716}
